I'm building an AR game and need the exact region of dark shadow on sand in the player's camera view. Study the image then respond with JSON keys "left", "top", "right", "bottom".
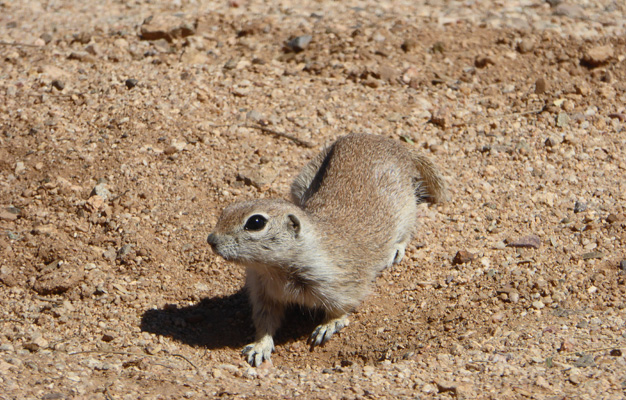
{"left": 140, "top": 288, "right": 324, "bottom": 351}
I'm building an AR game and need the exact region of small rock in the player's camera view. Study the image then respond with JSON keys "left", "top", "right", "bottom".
{"left": 590, "top": 317, "right": 602, "bottom": 326}
{"left": 535, "top": 376, "right": 551, "bottom": 390}
{"left": 117, "top": 244, "right": 133, "bottom": 260}
{"left": 101, "top": 333, "right": 115, "bottom": 342}
{"left": 431, "top": 41, "right": 445, "bottom": 53}
{"left": 429, "top": 107, "right": 450, "bottom": 129}
{"left": 164, "top": 146, "right": 179, "bottom": 155}
{"left": 401, "top": 66, "right": 420, "bottom": 84}
{"left": 85, "top": 195, "right": 105, "bottom": 212}
{"left": 553, "top": 3, "right": 583, "bottom": 18}
{"left": 285, "top": 35, "right": 312, "bottom": 53}
{"left": 401, "top": 38, "right": 418, "bottom": 53}
{"left": 474, "top": 56, "right": 495, "bottom": 68}
{"left": 544, "top": 135, "right": 562, "bottom": 147}
{"left": 40, "top": 33, "right": 53, "bottom": 44}
{"left": 556, "top": 112, "right": 570, "bottom": 127}
{"left": 72, "top": 32, "right": 91, "bottom": 45}
{"left": 377, "top": 64, "right": 397, "bottom": 83}
{"left": 608, "top": 113, "right": 626, "bottom": 122}
{"left": 15, "top": 161, "right": 25, "bottom": 174}
{"left": 610, "top": 349, "right": 622, "bottom": 357}
{"left": 452, "top": 250, "right": 476, "bottom": 265}
{"left": 619, "top": 260, "right": 626, "bottom": 272}
{"left": 574, "top": 201, "right": 587, "bottom": 213}
{"left": 85, "top": 43, "right": 99, "bottom": 55}
{"left": 517, "top": 38, "right": 535, "bottom": 54}
{"left": 492, "top": 312, "right": 505, "bottom": 322}
{"left": 125, "top": 78, "right": 138, "bottom": 89}
{"left": 164, "top": 140, "right": 187, "bottom": 155}
{"left": 532, "top": 300, "right": 545, "bottom": 310}
{"left": 32, "top": 224, "right": 57, "bottom": 236}
{"left": 0, "top": 343, "right": 14, "bottom": 352}
{"left": 606, "top": 214, "right": 619, "bottom": 224}
{"left": 6, "top": 231, "right": 20, "bottom": 240}
{"left": 576, "top": 320, "right": 589, "bottom": 329}
{"left": 103, "top": 248, "right": 117, "bottom": 262}
{"left": 559, "top": 337, "right": 576, "bottom": 352}
{"left": 24, "top": 336, "right": 48, "bottom": 352}
{"left": 581, "top": 251, "right": 603, "bottom": 260}
{"left": 582, "top": 45, "right": 614, "bottom": 68}
{"left": 140, "top": 15, "right": 196, "bottom": 42}
{"left": 68, "top": 51, "right": 95, "bottom": 62}
{"left": 237, "top": 163, "right": 278, "bottom": 190}
{"left": 435, "top": 381, "right": 474, "bottom": 399}
{"left": 246, "top": 110, "right": 265, "bottom": 123}
{"left": 91, "top": 183, "right": 111, "bottom": 201}
{"left": 145, "top": 344, "right": 162, "bottom": 355}
{"left": 569, "top": 368, "right": 582, "bottom": 385}
{"left": 535, "top": 77, "right": 548, "bottom": 94}
{"left": 574, "top": 353, "right": 595, "bottom": 368}
{"left": 508, "top": 292, "right": 520, "bottom": 303}
{"left": 506, "top": 235, "right": 541, "bottom": 249}
{"left": 0, "top": 208, "right": 19, "bottom": 221}
{"left": 51, "top": 80, "right": 65, "bottom": 91}
{"left": 42, "top": 393, "right": 65, "bottom": 400}
{"left": 422, "top": 383, "right": 437, "bottom": 394}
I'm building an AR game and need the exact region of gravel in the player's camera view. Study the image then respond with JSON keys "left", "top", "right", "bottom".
{"left": 1, "top": 0, "right": 625, "bottom": 398}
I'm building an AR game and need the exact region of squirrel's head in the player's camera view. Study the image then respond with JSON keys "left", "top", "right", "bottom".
{"left": 207, "top": 199, "right": 307, "bottom": 267}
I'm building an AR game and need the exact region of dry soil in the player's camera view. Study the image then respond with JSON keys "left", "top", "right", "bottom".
{"left": 1, "top": 0, "right": 626, "bottom": 399}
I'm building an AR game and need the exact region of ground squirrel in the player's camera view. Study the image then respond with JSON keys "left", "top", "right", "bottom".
{"left": 207, "top": 133, "right": 447, "bottom": 366}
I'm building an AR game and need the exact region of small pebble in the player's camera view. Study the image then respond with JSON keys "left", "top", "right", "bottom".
{"left": 506, "top": 235, "right": 541, "bottom": 249}
{"left": 581, "top": 45, "right": 614, "bottom": 67}
{"left": 545, "top": 135, "right": 562, "bottom": 147}
{"left": 51, "top": 80, "right": 65, "bottom": 91}
{"left": 401, "top": 38, "right": 418, "bottom": 52}
{"left": 574, "top": 201, "right": 587, "bottom": 213}
{"left": 581, "top": 251, "right": 603, "bottom": 260}
{"left": 556, "top": 112, "right": 570, "bottom": 127}
{"left": 574, "top": 354, "right": 595, "bottom": 368}
{"left": 125, "top": 78, "right": 138, "bottom": 89}
{"left": 286, "top": 35, "right": 312, "bottom": 52}
{"left": 606, "top": 214, "right": 619, "bottom": 224}
{"left": 517, "top": 38, "right": 535, "bottom": 54}
{"left": 91, "top": 183, "right": 112, "bottom": 201}
{"left": 535, "top": 77, "right": 547, "bottom": 94}
{"left": 452, "top": 250, "right": 476, "bottom": 265}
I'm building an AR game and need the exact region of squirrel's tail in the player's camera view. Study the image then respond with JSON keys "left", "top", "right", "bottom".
{"left": 407, "top": 148, "right": 449, "bottom": 204}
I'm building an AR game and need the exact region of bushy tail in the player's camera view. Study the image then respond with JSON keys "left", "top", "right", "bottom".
{"left": 408, "top": 149, "right": 448, "bottom": 204}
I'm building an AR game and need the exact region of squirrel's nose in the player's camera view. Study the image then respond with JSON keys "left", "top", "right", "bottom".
{"left": 206, "top": 233, "right": 218, "bottom": 250}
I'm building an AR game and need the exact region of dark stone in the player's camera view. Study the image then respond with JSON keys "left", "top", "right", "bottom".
{"left": 574, "top": 201, "right": 587, "bottom": 213}
{"left": 125, "top": 78, "right": 138, "bottom": 89}
{"left": 285, "top": 35, "right": 312, "bottom": 52}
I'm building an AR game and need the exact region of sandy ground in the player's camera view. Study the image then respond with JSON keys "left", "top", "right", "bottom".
{"left": 1, "top": 0, "right": 625, "bottom": 398}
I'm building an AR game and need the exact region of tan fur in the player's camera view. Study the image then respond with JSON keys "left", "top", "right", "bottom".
{"left": 207, "top": 133, "right": 447, "bottom": 366}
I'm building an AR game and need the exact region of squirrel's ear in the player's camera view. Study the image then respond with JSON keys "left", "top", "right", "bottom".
{"left": 287, "top": 214, "right": 301, "bottom": 236}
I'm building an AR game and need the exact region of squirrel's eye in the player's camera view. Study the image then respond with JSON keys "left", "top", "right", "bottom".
{"left": 244, "top": 215, "right": 267, "bottom": 231}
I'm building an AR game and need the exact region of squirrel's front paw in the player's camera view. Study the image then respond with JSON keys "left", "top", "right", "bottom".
{"left": 308, "top": 314, "right": 349, "bottom": 349}
{"left": 242, "top": 335, "right": 274, "bottom": 367}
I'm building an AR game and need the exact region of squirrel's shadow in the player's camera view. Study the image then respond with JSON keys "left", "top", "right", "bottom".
{"left": 140, "top": 288, "right": 323, "bottom": 350}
